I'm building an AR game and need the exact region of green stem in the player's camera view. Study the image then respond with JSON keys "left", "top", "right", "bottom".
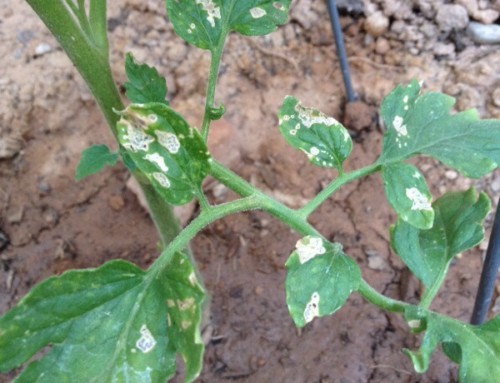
{"left": 298, "top": 163, "right": 381, "bottom": 219}
{"left": 149, "top": 196, "right": 261, "bottom": 274}
{"left": 358, "top": 279, "right": 410, "bottom": 313}
{"left": 26, "top": 1, "right": 181, "bottom": 247}
{"left": 201, "top": 43, "right": 225, "bottom": 141}
{"left": 211, "top": 160, "right": 411, "bottom": 314}
{"left": 209, "top": 160, "right": 321, "bottom": 238}
{"left": 419, "top": 265, "right": 449, "bottom": 309}
{"left": 27, "top": 0, "right": 121, "bottom": 137}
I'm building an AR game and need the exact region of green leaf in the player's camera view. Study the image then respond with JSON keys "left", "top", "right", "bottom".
{"left": 124, "top": 53, "right": 168, "bottom": 105}
{"left": 404, "top": 307, "right": 500, "bottom": 382}
{"left": 391, "top": 188, "right": 490, "bottom": 288}
{"left": 0, "top": 253, "right": 205, "bottom": 383}
{"left": 278, "top": 96, "right": 352, "bottom": 171}
{"left": 285, "top": 236, "right": 361, "bottom": 327}
{"left": 75, "top": 144, "right": 119, "bottom": 181}
{"left": 116, "top": 103, "right": 211, "bottom": 205}
{"left": 378, "top": 80, "right": 500, "bottom": 178}
{"left": 165, "top": 0, "right": 291, "bottom": 51}
{"left": 382, "top": 162, "right": 434, "bottom": 229}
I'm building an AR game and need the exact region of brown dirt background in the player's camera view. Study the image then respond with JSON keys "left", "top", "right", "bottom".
{"left": 1, "top": 0, "right": 500, "bottom": 382}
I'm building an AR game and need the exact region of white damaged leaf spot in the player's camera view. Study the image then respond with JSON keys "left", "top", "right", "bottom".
{"left": 188, "top": 271, "right": 198, "bottom": 286}
{"left": 273, "top": 2, "right": 284, "bottom": 10}
{"left": 250, "top": 7, "right": 267, "bottom": 19}
{"left": 408, "top": 319, "right": 421, "bottom": 329}
{"left": 136, "top": 324, "right": 156, "bottom": 353}
{"left": 406, "top": 187, "right": 432, "bottom": 211}
{"left": 295, "top": 236, "right": 326, "bottom": 264}
{"left": 122, "top": 122, "right": 155, "bottom": 152}
{"left": 144, "top": 153, "right": 169, "bottom": 173}
{"left": 295, "top": 102, "right": 339, "bottom": 128}
{"left": 178, "top": 297, "right": 195, "bottom": 311}
{"left": 304, "top": 292, "right": 320, "bottom": 324}
{"left": 342, "top": 128, "right": 350, "bottom": 142}
{"left": 195, "top": 0, "right": 221, "bottom": 28}
{"left": 392, "top": 116, "right": 408, "bottom": 136}
{"left": 152, "top": 172, "right": 171, "bottom": 188}
{"left": 310, "top": 147, "right": 320, "bottom": 156}
{"left": 156, "top": 131, "right": 180, "bottom": 153}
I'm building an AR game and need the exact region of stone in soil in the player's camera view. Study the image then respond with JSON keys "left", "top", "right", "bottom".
{"left": 467, "top": 22, "right": 500, "bottom": 44}
{"left": 435, "top": 4, "right": 469, "bottom": 31}
{"left": 364, "top": 11, "right": 390, "bottom": 37}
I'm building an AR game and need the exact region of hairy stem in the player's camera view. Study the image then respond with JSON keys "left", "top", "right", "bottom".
{"left": 298, "top": 163, "right": 381, "bottom": 219}
{"left": 201, "top": 43, "right": 225, "bottom": 141}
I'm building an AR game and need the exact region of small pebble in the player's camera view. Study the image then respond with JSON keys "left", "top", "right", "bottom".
{"left": 491, "top": 177, "right": 500, "bottom": 193}
{"left": 7, "top": 207, "right": 24, "bottom": 224}
{"left": 445, "top": 170, "right": 458, "bottom": 180}
{"left": 467, "top": 22, "right": 500, "bottom": 44}
{"left": 364, "top": 11, "right": 389, "bottom": 37}
{"left": 366, "top": 250, "right": 387, "bottom": 271}
{"left": 375, "top": 37, "right": 391, "bottom": 54}
{"left": 38, "top": 180, "right": 51, "bottom": 195}
{"left": 436, "top": 4, "right": 469, "bottom": 31}
{"left": 35, "top": 43, "right": 52, "bottom": 56}
{"left": 108, "top": 195, "right": 125, "bottom": 211}
{"left": 43, "top": 207, "right": 60, "bottom": 225}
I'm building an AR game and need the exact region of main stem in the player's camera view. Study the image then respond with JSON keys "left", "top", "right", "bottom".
{"left": 26, "top": 1, "right": 182, "bottom": 247}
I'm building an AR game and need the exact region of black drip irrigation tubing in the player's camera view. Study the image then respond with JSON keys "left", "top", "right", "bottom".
{"left": 325, "top": 0, "right": 499, "bottom": 325}
{"left": 326, "top": 0, "right": 357, "bottom": 102}
{"left": 471, "top": 197, "right": 500, "bottom": 325}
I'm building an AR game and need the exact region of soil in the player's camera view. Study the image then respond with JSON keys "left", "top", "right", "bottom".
{"left": 1, "top": 1, "right": 500, "bottom": 382}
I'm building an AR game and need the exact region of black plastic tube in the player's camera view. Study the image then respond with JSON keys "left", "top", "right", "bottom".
{"left": 471, "top": 197, "right": 500, "bottom": 325}
{"left": 326, "top": 0, "right": 357, "bottom": 102}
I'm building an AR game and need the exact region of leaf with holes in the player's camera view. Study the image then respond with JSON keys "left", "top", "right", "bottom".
{"left": 75, "top": 144, "right": 119, "bottom": 181}
{"left": 116, "top": 103, "right": 210, "bottom": 205}
{"left": 0, "top": 253, "right": 205, "bottom": 383}
{"left": 279, "top": 96, "right": 352, "bottom": 171}
{"left": 382, "top": 162, "right": 434, "bottom": 229}
{"left": 378, "top": 80, "right": 500, "bottom": 178}
{"left": 404, "top": 307, "right": 500, "bottom": 382}
{"left": 285, "top": 236, "right": 361, "bottom": 327}
{"left": 165, "top": 0, "right": 291, "bottom": 50}
{"left": 391, "top": 188, "right": 490, "bottom": 289}
{"left": 124, "top": 52, "right": 168, "bottom": 105}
